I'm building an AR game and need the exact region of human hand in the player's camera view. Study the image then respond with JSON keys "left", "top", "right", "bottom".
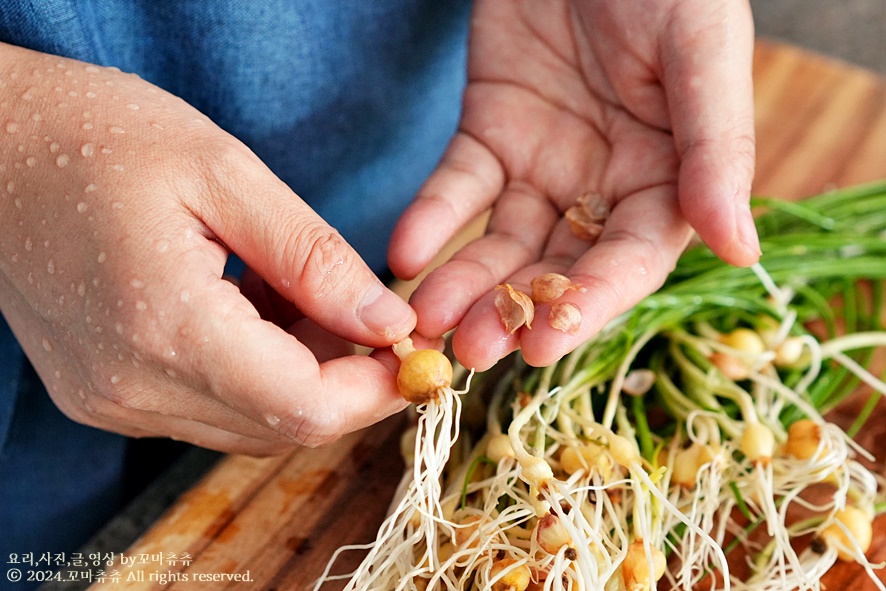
{"left": 388, "top": 0, "right": 758, "bottom": 370}
{"left": 0, "top": 43, "right": 416, "bottom": 454}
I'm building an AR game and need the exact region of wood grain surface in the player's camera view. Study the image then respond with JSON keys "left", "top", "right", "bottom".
{"left": 87, "top": 40, "right": 886, "bottom": 591}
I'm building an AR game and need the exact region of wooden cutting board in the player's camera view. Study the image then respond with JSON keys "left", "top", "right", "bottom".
{"left": 86, "top": 40, "right": 886, "bottom": 591}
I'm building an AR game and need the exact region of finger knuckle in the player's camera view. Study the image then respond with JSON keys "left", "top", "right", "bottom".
{"left": 602, "top": 228, "right": 674, "bottom": 288}
{"left": 731, "top": 130, "right": 757, "bottom": 180}
{"left": 104, "top": 381, "right": 148, "bottom": 411}
{"left": 289, "top": 225, "right": 355, "bottom": 301}
{"left": 185, "top": 133, "right": 264, "bottom": 206}
{"left": 278, "top": 411, "right": 345, "bottom": 448}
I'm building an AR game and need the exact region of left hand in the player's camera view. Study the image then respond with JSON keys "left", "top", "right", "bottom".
{"left": 388, "top": 0, "right": 759, "bottom": 370}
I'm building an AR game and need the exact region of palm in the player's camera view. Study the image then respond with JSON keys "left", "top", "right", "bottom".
{"left": 463, "top": 1, "right": 679, "bottom": 213}
{"left": 389, "top": 0, "right": 757, "bottom": 371}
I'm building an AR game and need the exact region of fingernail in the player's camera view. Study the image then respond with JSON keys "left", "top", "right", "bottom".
{"left": 735, "top": 202, "right": 761, "bottom": 257}
{"left": 360, "top": 283, "right": 414, "bottom": 339}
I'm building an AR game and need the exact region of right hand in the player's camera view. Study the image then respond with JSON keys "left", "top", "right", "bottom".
{"left": 0, "top": 43, "right": 416, "bottom": 454}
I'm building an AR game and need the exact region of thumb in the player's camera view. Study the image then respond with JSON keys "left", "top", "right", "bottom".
{"left": 195, "top": 146, "right": 416, "bottom": 347}
{"left": 663, "top": 0, "right": 760, "bottom": 267}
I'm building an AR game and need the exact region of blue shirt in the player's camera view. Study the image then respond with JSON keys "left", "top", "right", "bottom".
{"left": 0, "top": 0, "right": 470, "bottom": 574}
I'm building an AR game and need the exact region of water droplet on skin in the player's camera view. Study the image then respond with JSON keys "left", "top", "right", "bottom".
{"left": 163, "top": 345, "right": 176, "bottom": 359}
{"left": 97, "top": 252, "right": 107, "bottom": 263}
{"left": 25, "top": 156, "right": 36, "bottom": 167}
{"left": 92, "top": 277, "right": 100, "bottom": 287}
{"left": 108, "top": 126, "right": 125, "bottom": 134}
{"left": 46, "top": 259, "right": 55, "bottom": 274}
{"left": 67, "top": 90, "right": 78, "bottom": 98}
{"left": 179, "top": 289, "right": 190, "bottom": 303}
{"left": 77, "top": 388, "right": 87, "bottom": 400}
{"left": 135, "top": 301, "right": 147, "bottom": 311}
{"left": 31, "top": 113, "right": 42, "bottom": 122}
{"left": 115, "top": 322, "right": 124, "bottom": 335}
{"left": 78, "top": 281, "right": 86, "bottom": 296}
{"left": 41, "top": 337, "right": 53, "bottom": 351}
{"left": 80, "top": 142, "right": 95, "bottom": 157}
{"left": 13, "top": 198, "right": 22, "bottom": 209}
{"left": 110, "top": 375, "right": 121, "bottom": 385}
{"left": 265, "top": 414, "right": 281, "bottom": 427}
{"left": 20, "top": 87, "right": 35, "bottom": 101}
{"left": 165, "top": 367, "right": 177, "bottom": 378}
{"left": 82, "top": 122, "right": 94, "bottom": 130}
{"left": 111, "top": 202, "right": 123, "bottom": 209}
{"left": 150, "top": 122, "right": 164, "bottom": 130}
{"left": 101, "top": 147, "right": 112, "bottom": 154}
{"left": 24, "top": 238, "right": 32, "bottom": 251}
{"left": 155, "top": 240, "right": 170, "bottom": 253}
{"left": 85, "top": 91, "right": 96, "bottom": 98}
{"left": 10, "top": 254, "right": 18, "bottom": 263}
{"left": 129, "top": 278, "right": 145, "bottom": 289}
{"left": 77, "top": 202, "right": 87, "bottom": 213}
{"left": 5, "top": 181, "right": 13, "bottom": 193}
{"left": 49, "top": 142, "right": 60, "bottom": 153}
{"left": 109, "top": 164, "right": 124, "bottom": 171}
{"left": 126, "top": 103, "right": 139, "bottom": 110}
{"left": 27, "top": 273, "right": 34, "bottom": 284}
{"left": 84, "top": 65, "right": 100, "bottom": 74}
{"left": 56, "top": 154, "right": 70, "bottom": 168}
{"left": 638, "top": 266, "right": 648, "bottom": 276}
{"left": 5, "top": 120, "right": 19, "bottom": 133}
{"left": 84, "top": 183, "right": 96, "bottom": 193}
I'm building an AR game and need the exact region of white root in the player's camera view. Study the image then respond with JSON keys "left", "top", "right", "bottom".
{"left": 317, "top": 265, "right": 886, "bottom": 591}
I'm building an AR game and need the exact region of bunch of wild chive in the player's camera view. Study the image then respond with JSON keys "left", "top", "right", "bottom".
{"left": 316, "top": 182, "right": 886, "bottom": 591}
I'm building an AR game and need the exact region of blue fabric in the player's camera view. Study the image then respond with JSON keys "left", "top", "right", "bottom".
{"left": 1, "top": 0, "right": 469, "bottom": 273}
{"left": 0, "top": 315, "right": 20, "bottom": 453}
{"left": 0, "top": 358, "right": 127, "bottom": 560}
{"left": 0, "top": 0, "right": 470, "bottom": 582}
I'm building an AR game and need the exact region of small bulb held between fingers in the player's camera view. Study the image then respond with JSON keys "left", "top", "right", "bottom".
{"left": 394, "top": 338, "right": 453, "bottom": 405}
